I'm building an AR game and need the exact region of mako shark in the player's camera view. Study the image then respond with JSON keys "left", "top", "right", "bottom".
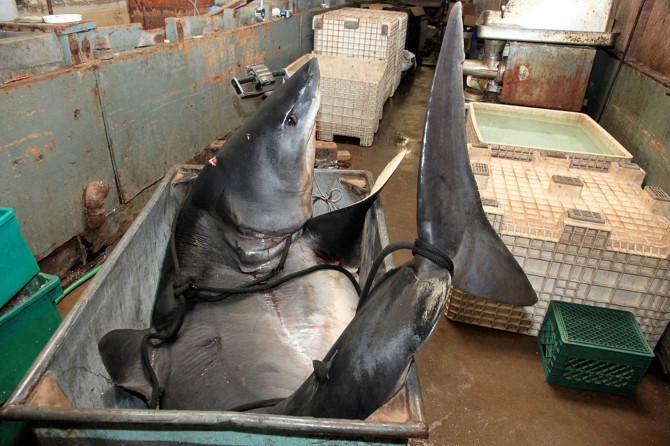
{"left": 99, "top": 2, "right": 536, "bottom": 419}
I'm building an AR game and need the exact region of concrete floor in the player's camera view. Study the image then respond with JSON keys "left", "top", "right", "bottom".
{"left": 340, "top": 65, "right": 670, "bottom": 445}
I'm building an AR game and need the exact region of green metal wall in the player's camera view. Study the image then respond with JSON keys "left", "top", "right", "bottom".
{"left": 0, "top": 68, "right": 119, "bottom": 258}
{"left": 599, "top": 64, "right": 670, "bottom": 191}
{"left": 0, "top": 11, "right": 319, "bottom": 260}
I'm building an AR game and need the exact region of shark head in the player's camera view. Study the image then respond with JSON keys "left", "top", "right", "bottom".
{"left": 188, "top": 58, "right": 320, "bottom": 271}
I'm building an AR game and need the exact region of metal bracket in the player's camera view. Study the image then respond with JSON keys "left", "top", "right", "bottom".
{"left": 231, "top": 64, "right": 287, "bottom": 98}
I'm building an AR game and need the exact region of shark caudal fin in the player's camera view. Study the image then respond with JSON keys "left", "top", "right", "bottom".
{"left": 417, "top": 2, "right": 536, "bottom": 306}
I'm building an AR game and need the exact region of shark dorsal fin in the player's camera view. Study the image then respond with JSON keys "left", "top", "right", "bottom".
{"left": 313, "top": 350, "right": 339, "bottom": 384}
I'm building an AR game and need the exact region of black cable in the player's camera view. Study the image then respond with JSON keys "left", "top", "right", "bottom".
{"left": 358, "top": 239, "right": 454, "bottom": 309}
{"left": 412, "top": 238, "right": 454, "bottom": 273}
{"left": 359, "top": 241, "right": 414, "bottom": 307}
{"left": 145, "top": 205, "right": 453, "bottom": 410}
{"left": 141, "top": 292, "right": 187, "bottom": 409}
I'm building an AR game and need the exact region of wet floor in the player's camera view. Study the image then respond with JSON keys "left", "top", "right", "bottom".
{"left": 48, "top": 64, "right": 670, "bottom": 446}
{"left": 341, "top": 65, "right": 670, "bottom": 446}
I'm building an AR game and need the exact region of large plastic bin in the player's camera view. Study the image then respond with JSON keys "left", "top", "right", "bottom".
{"left": 466, "top": 102, "right": 633, "bottom": 169}
{"left": 0, "top": 166, "right": 427, "bottom": 445}
{"left": 0, "top": 207, "right": 40, "bottom": 307}
{"left": 446, "top": 147, "right": 670, "bottom": 347}
{"left": 287, "top": 53, "right": 389, "bottom": 147}
{"left": 0, "top": 273, "right": 62, "bottom": 444}
{"left": 0, "top": 273, "right": 63, "bottom": 403}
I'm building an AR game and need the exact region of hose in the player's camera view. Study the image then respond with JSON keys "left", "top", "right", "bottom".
{"left": 55, "top": 263, "right": 104, "bottom": 305}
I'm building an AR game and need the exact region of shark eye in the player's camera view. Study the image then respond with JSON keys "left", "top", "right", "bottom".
{"left": 286, "top": 114, "right": 298, "bottom": 126}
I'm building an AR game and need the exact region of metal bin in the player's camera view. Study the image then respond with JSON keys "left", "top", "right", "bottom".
{"left": 1, "top": 165, "right": 428, "bottom": 445}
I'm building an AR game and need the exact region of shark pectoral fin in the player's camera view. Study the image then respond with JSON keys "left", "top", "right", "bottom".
{"left": 304, "top": 152, "right": 405, "bottom": 265}
{"left": 454, "top": 219, "right": 538, "bottom": 306}
{"left": 312, "top": 350, "right": 339, "bottom": 384}
{"left": 98, "top": 328, "right": 157, "bottom": 402}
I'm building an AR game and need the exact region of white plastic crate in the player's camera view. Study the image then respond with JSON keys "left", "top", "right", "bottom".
{"left": 317, "top": 120, "right": 378, "bottom": 147}
{"left": 313, "top": 8, "right": 407, "bottom": 99}
{"left": 286, "top": 53, "right": 388, "bottom": 147}
{"left": 446, "top": 147, "right": 670, "bottom": 347}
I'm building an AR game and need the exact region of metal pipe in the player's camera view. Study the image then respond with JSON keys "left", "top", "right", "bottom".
{"left": 463, "top": 39, "right": 506, "bottom": 82}
{"left": 462, "top": 59, "right": 498, "bottom": 79}
{"left": 483, "top": 39, "right": 505, "bottom": 69}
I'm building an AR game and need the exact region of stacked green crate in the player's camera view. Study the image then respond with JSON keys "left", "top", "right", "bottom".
{"left": 0, "top": 273, "right": 63, "bottom": 443}
{"left": 1, "top": 208, "right": 63, "bottom": 443}
{"left": 538, "top": 301, "right": 654, "bottom": 395}
{"left": 1, "top": 273, "right": 63, "bottom": 402}
{"left": 0, "top": 208, "right": 39, "bottom": 306}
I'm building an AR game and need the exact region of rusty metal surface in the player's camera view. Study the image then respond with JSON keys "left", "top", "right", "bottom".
{"left": 99, "top": 17, "right": 307, "bottom": 203}
{"left": 0, "top": 7, "right": 321, "bottom": 262}
{"left": 476, "top": 10, "right": 617, "bottom": 45}
{"left": 499, "top": 0, "right": 617, "bottom": 33}
{"left": 600, "top": 63, "right": 670, "bottom": 191}
{"left": 128, "top": 0, "right": 216, "bottom": 30}
{"left": 0, "top": 67, "right": 120, "bottom": 259}
{"left": 502, "top": 42, "right": 596, "bottom": 111}
{"left": 626, "top": 0, "right": 670, "bottom": 79}
{"left": 0, "top": 20, "right": 96, "bottom": 35}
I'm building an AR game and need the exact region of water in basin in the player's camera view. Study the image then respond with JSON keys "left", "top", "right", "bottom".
{"left": 475, "top": 108, "right": 610, "bottom": 155}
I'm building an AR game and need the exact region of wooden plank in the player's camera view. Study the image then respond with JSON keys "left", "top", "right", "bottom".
{"left": 612, "top": 0, "right": 644, "bottom": 56}
{"left": 627, "top": 0, "right": 670, "bottom": 78}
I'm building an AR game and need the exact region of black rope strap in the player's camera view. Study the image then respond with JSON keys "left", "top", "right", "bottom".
{"left": 359, "top": 238, "right": 454, "bottom": 308}
{"left": 194, "top": 264, "right": 361, "bottom": 301}
{"left": 141, "top": 206, "right": 452, "bottom": 410}
{"left": 412, "top": 238, "right": 454, "bottom": 273}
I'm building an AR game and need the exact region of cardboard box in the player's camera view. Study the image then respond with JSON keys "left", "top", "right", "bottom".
{"left": 444, "top": 2, "right": 478, "bottom": 27}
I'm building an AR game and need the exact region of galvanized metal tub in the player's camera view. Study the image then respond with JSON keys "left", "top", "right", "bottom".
{"left": 1, "top": 165, "right": 427, "bottom": 445}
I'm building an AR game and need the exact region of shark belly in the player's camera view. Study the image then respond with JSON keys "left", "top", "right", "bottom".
{"left": 157, "top": 238, "right": 359, "bottom": 411}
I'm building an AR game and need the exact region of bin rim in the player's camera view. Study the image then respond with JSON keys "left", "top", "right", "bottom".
{"left": 0, "top": 207, "right": 16, "bottom": 228}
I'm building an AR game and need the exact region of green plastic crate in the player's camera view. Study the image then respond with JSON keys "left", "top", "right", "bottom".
{"left": 538, "top": 301, "right": 654, "bottom": 395}
{"left": 0, "top": 207, "right": 40, "bottom": 307}
{"left": 0, "top": 273, "right": 62, "bottom": 403}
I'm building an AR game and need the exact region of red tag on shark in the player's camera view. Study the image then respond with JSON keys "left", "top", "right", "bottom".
{"left": 208, "top": 156, "right": 217, "bottom": 167}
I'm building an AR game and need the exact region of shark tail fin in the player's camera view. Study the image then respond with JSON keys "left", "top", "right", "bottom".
{"left": 417, "top": 2, "right": 537, "bottom": 306}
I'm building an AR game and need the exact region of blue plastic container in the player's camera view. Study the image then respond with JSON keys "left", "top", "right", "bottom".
{"left": 0, "top": 207, "right": 39, "bottom": 307}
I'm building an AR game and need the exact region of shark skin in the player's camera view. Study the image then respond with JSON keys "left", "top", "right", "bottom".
{"left": 267, "top": 2, "right": 537, "bottom": 420}
{"left": 100, "top": 3, "right": 535, "bottom": 417}
{"left": 98, "top": 59, "right": 402, "bottom": 411}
